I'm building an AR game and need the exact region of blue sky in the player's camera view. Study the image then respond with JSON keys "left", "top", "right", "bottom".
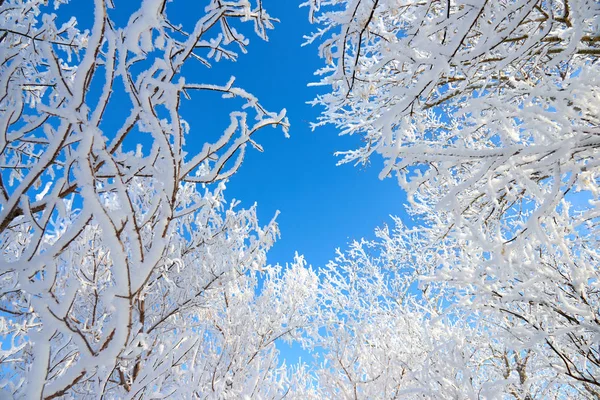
{"left": 181, "top": 1, "right": 407, "bottom": 270}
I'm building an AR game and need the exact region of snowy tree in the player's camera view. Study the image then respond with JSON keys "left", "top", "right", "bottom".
{"left": 0, "top": 0, "right": 319, "bottom": 398}
{"left": 306, "top": 0, "right": 600, "bottom": 394}
{"left": 309, "top": 221, "right": 587, "bottom": 399}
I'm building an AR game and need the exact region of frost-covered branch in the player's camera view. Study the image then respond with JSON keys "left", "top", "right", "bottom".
{"left": 307, "top": 0, "right": 600, "bottom": 394}
{"left": 0, "top": 0, "right": 312, "bottom": 398}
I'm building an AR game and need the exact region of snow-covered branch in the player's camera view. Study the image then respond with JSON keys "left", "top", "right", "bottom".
{"left": 0, "top": 0, "right": 305, "bottom": 398}
{"left": 307, "top": 0, "right": 600, "bottom": 395}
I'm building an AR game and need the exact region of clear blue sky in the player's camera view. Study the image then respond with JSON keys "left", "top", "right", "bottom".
{"left": 180, "top": 1, "right": 408, "bottom": 270}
